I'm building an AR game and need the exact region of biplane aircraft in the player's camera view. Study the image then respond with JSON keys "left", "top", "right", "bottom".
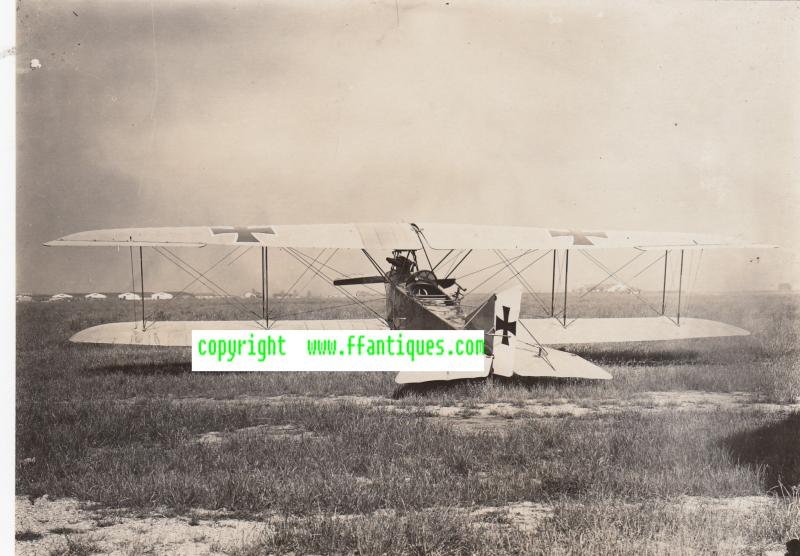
{"left": 45, "top": 223, "right": 774, "bottom": 383}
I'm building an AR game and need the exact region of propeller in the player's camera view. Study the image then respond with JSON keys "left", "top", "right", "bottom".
{"left": 333, "top": 276, "right": 387, "bottom": 286}
{"left": 334, "top": 275, "right": 458, "bottom": 288}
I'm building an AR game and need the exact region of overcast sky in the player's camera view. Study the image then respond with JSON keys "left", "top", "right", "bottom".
{"left": 16, "top": 1, "right": 800, "bottom": 295}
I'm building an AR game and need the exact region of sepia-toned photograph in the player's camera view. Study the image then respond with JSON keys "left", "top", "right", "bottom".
{"left": 8, "top": 1, "right": 800, "bottom": 554}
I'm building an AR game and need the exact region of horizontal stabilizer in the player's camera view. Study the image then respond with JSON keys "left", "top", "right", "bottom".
{"left": 70, "top": 319, "right": 388, "bottom": 347}
{"left": 395, "top": 358, "right": 493, "bottom": 384}
{"left": 393, "top": 348, "right": 610, "bottom": 383}
{"left": 518, "top": 317, "right": 749, "bottom": 345}
{"left": 513, "top": 347, "right": 612, "bottom": 379}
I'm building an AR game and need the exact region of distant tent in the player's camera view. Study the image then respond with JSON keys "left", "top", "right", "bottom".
{"left": 16, "top": 295, "right": 33, "bottom": 302}
{"left": 574, "top": 283, "right": 639, "bottom": 295}
{"left": 84, "top": 293, "right": 107, "bottom": 300}
{"left": 49, "top": 293, "right": 73, "bottom": 302}
{"left": 118, "top": 292, "right": 141, "bottom": 301}
{"left": 151, "top": 292, "right": 174, "bottom": 300}
{"left": 606, "top": 283, "right": 639, "bottom": 294}
{"left": 243, "top": 291, "right": 259, "bottom": 299}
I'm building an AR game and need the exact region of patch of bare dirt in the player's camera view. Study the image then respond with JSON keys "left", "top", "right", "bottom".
{"left": 413, "top": 391, "right": 800, "bottom": 432}
{"left": 165, "top": 391, "right": 800, "bottom": 434}
{"left": 471, "top": 501, "right": 554, "bottom": 532}
{"left": 674, "top": 494, "right": 772, "bottom": 513}
{"left": 16, "top": 494, "right": 788, "bottom": 554}
{"left": 15, "top": 495, "right": 263, "bottom": 555}
{"left": 196, "top": 422, "right": 317, "bottom": 445}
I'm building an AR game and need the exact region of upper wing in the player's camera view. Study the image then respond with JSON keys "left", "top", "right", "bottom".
{"left": 70, "top": 319, "right": 388, "bottom": 346}
{"left": 415, "top": 223, "right": 775, "bottom": 251}
{"left": 44, "top": 223, "right": 421, "bottom": 250}
{"left": 45, "top": 223, "right": 774, "bottom": 251}
{"left": 517, "top": 317, "right": 749, "bottom": 345}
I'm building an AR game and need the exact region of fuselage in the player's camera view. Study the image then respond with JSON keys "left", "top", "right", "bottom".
{"left": 385, "top": 280, "right": 462, "bottom": 330}
{"left": 381, "top": 253, "right": 466, "bottom": 330}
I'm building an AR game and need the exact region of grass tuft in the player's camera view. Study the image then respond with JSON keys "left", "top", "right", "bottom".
{"left": 16, "top": 530, "right": 43, "bottom": 541}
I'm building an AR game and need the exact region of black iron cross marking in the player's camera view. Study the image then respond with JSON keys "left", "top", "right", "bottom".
{"left": 549, "top": 229, "right": 608, "bottom": 246}
{"left": 209, "top": 226, "right": 276, "bottom": 243}
{"left": 495, "top": 305, "right": 517, "bottom": 346}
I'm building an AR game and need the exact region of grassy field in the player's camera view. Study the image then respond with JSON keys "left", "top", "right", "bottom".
{"left": 15, "top": 293, "right": 800, "bottom": 554}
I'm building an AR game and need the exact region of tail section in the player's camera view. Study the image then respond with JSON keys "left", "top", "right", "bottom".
{"left": 396, "top": 286, "right": 521, "bottom": 384}
{"left": 464, "top": 286, "right": 521, "bottom": 377}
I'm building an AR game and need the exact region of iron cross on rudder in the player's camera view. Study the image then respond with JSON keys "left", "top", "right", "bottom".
{"left": 549, "top": 229, "right": 608, "bottom": 246}
{"left": 495, "top": 305, "right": 517, "bottom": 346}
{"left": 209, "top": 226, "right": 276, "bottom": 243}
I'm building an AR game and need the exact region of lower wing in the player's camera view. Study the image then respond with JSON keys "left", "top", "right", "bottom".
{"left": 70, "top": 319, "right": 388, "bottom": 346}
{"left": 518, "top": 317, "right": 749, "bottom": 345}
{"left": 68, "top": 316, "right": 747, "bottom": 383}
